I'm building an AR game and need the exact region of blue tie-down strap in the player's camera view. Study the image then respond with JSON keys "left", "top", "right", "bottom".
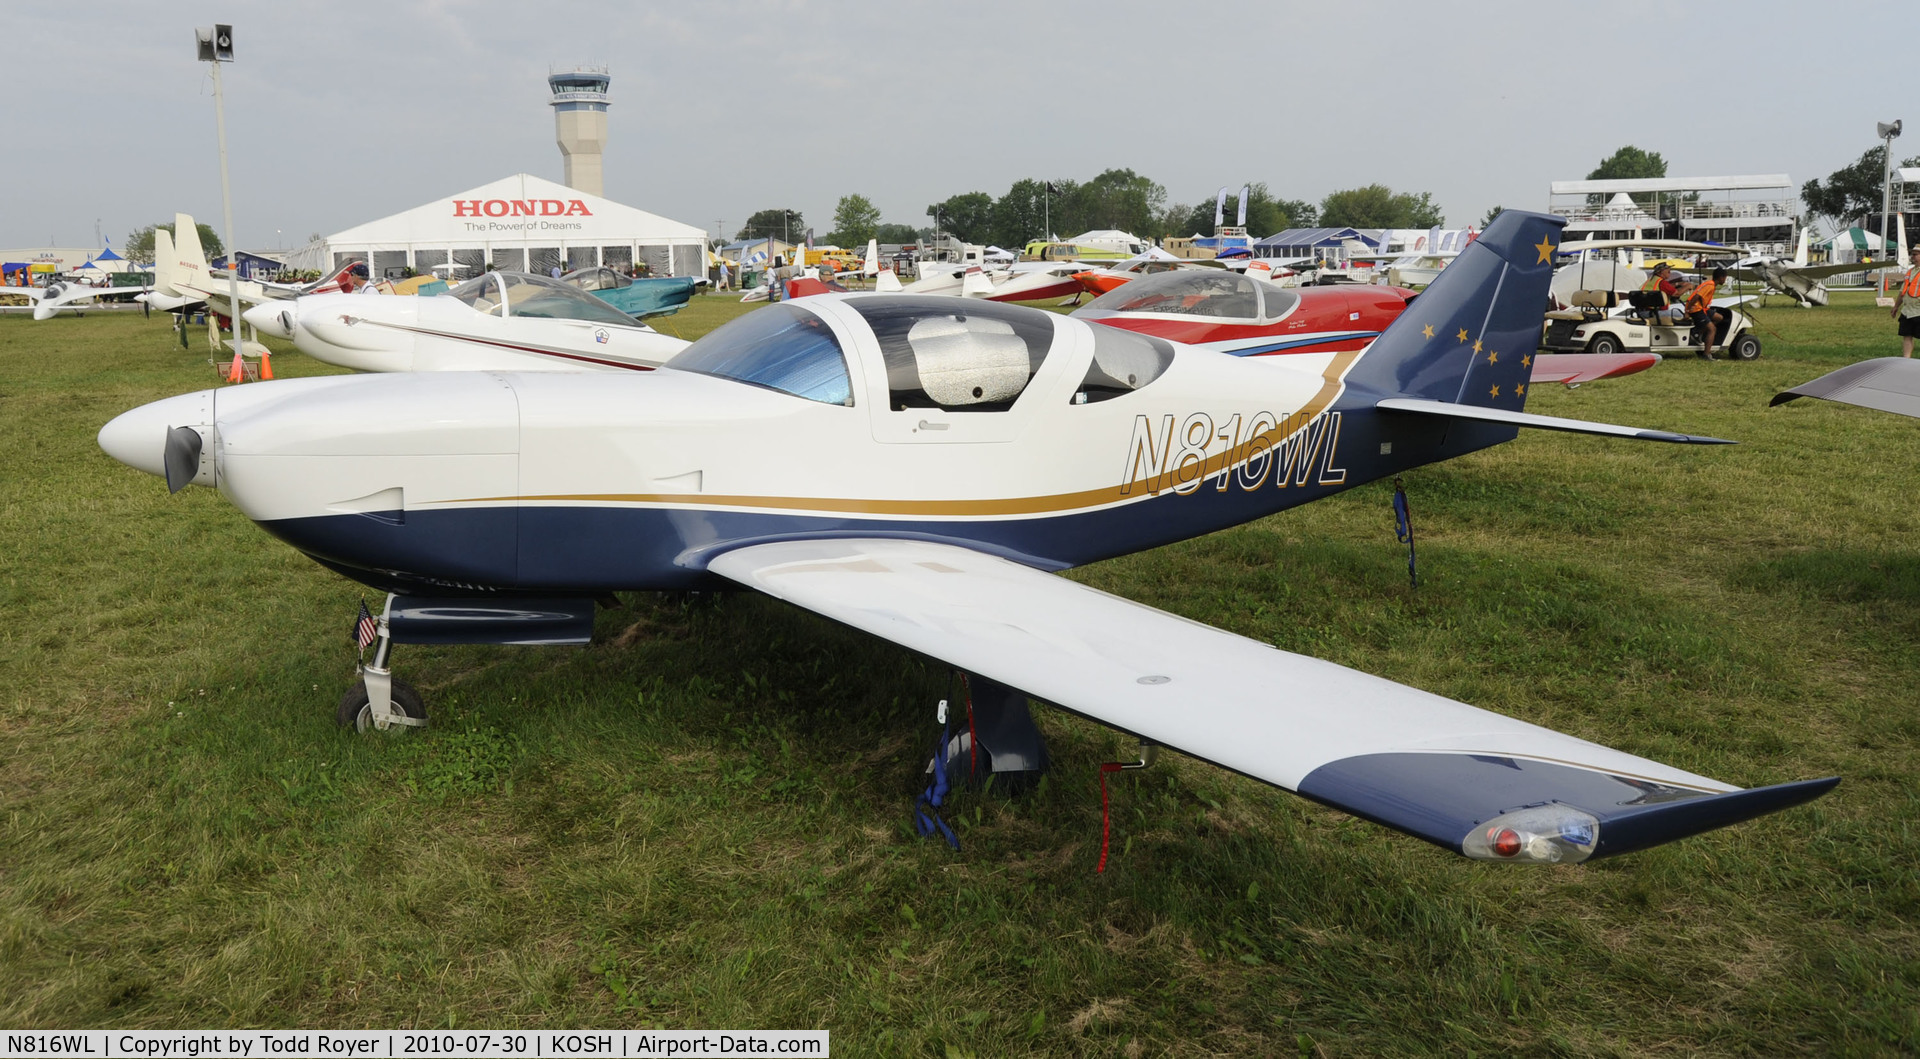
{"left": 914, "top": 720, "right": 960, "bottom": 850}
{"left": 1392, "top": 479, "right": 1417, "bottom": 588}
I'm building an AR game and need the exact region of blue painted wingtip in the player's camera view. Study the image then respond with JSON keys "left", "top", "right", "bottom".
{"left": 1592, "top": 775, "right": 1839, "bottom": 860}
{"left": 1296, "top": 753, "right": 1839, "bottom": 863}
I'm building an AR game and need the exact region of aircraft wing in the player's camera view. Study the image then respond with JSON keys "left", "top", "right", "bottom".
{"left": 1771, "top": 357, "right": 1920, "bottom": 417}
{"left": 1727, "top": 261, "right": 1881, "bottom": 284}
{"left": 57, "top": 285, "right": 147, "bottom": 303}
{"left": 708, "top": 537, "right": 1834, "bottom": 863}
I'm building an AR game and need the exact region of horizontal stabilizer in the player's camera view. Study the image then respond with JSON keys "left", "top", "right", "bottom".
{"left": 1771, "top": 357, "right": 1920, "bottom": 418}
{"left": 1377, "top": 396, "right": 1733, "bottom": 444}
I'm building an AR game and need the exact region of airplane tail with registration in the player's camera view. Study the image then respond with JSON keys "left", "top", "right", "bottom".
{"left": 1347, "top": 209, "right": 1729, "bottom": 445}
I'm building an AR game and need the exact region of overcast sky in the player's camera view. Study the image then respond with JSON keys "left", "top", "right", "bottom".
{"left": 2, "top": 2, "right": 1909, "bottom": 251}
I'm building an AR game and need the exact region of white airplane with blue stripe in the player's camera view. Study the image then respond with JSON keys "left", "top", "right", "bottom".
{"left": 98, "top": 210, "right": 1836, "bottom": 866}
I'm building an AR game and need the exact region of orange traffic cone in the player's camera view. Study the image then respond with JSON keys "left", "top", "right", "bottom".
{"left": 226, "top": 351, "right": 245, "bottom": 383}
{"left": 259, "top": 351, "right": 273, "bottom": 380}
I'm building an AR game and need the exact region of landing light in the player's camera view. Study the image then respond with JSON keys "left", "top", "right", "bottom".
{"left": 1461, "top": 804, "right": 1600, "bottom": 865}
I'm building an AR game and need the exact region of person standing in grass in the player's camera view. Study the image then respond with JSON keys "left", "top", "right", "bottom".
{"left": 1893, "top": 246, "right": 1920, "bottom": 358}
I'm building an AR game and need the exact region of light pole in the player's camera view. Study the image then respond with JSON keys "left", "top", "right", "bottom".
{"left": 1879, "top": 120, "right": 1902, "bottom": 277}
{"left": 196, "top": 24, "right": 240, "bottom": 344}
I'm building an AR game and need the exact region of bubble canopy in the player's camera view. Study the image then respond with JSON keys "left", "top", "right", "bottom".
{"left": 445, "top": 271, "right": 640, "bottom": 328}
{"left": 1082, "top": 269, "right": 1300, "bottom": 322}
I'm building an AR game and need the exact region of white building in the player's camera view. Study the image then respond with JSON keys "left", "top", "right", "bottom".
{"left": 1546, "top": 175, "right": 1799, "bottom": 255}
{"left": 287, "top": 173, "right": 708, "bottom": 279}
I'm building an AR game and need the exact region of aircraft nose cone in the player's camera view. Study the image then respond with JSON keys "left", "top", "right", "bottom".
{"left": 99, "top": 390, "right": 216, "bottom": 481}
{"left": 244, "top": 301, "right": 293, "bottom": 338}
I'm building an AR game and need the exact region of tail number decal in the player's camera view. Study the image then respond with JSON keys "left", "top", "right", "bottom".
{"left": 1121, "top": 411, "right": 1346, "bottom": 496}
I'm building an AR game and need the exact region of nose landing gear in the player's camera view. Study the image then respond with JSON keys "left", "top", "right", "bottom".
{"left": 339, "top": 594, "right": 429, "bottom": 734}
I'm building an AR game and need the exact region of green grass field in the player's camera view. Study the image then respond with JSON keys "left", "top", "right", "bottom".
{"left": 1, "top": 292, "right": 1915, "bottom": 1055}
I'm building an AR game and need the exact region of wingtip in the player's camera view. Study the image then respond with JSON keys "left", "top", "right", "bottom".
{"left": 1592, "top": 775, "right": 1840, "bottom": 860}
{"left": 1638, "top": 430, "right": 1737, "bottom": 445}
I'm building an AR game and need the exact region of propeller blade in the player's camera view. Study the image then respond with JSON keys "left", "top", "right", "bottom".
{"left": 163, "top": 425, "right": 202, "bottom": 494}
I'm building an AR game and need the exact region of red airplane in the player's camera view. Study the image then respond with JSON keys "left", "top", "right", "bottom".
{"left": 1071, "top": 268, "right": 1655, "bottom": 386}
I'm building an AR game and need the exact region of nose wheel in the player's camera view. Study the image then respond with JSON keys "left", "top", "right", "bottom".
{"left": 340, "top": 595, "right": 429, "bottom": 734}
{"left": 337, "top": 675, "right": 426, "bottom": 733}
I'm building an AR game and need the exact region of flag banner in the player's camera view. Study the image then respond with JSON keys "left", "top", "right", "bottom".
{"left": 353, "top": 599, "right": 377, "bottom": 649}
{"left": 1214, "top": 186, "right": 1229, "bottom": 227}
{"left": 1237, "top": 185, "right": 1250, "bottom": 227}
{"left": 0, "top": 1030, "right": 831, "bottom": 1058}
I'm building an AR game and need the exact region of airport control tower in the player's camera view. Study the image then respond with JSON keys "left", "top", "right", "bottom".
{"left": 549, "top": 65, "right": 610, "bottom": 196}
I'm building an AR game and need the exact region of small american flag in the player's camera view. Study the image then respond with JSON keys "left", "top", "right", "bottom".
{"left": 353, "top": 600, "right": 378, "bottom": 650}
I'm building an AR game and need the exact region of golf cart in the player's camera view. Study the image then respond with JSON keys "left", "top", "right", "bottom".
{"left": 1540, "top": 238, "right": 1763, "bottom": 361}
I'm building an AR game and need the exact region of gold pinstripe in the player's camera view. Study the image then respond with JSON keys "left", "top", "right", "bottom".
{"left": 444, "top": 349, "right": 1364, "bottom": 517}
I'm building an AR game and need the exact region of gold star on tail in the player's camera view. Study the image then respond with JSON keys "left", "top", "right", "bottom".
{"left": 1489, "top": 384, "right": 1500, "bottom": 398}
{"left": 1515, "top": 383, "right": 1526, "bottom": 396}
{"left": 1472, "top": 339, "right": 1483, "bottom": 354}
{"left": 1521, "top": 354, "right": 1532, "bottom": 369}
{"left": 1487, "top": 350, "right": 1498, "bottom": 364}
{"left": 1422, "top": 324, "right": 1435, "bottom": 339}
{"left": 1457, "top": 328, "right": 1469, "bottom": 342}
{"left": 1535, "top": 236, "right": 1556, "bottom": 264}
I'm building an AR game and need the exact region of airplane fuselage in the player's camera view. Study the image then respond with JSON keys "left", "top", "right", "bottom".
{"left": 103, "top": 295, "right": 1513, "bottom": 598}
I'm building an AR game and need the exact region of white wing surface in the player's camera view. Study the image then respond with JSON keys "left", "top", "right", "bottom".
{"left": 709, "top": 537, "right": 1835, "bottom": 862}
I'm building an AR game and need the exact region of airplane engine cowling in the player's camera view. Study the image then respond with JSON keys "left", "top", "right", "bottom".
{"left": 213, "top": 373, "right": 522, "bottom": 590}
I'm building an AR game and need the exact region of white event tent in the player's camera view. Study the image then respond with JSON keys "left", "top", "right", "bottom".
{"left": 287, "top": 174, "right": 709, "bottom": 280}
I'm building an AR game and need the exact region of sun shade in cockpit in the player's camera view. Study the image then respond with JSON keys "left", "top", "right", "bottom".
{"left": 907, "top": 316, "right": 1029, "bottom": 406}
{"left": 1076, "top": 326, "right": 1175, "bottom": 404}
{"left": 848, "top": 297, "right": 1056, "bottom": 413}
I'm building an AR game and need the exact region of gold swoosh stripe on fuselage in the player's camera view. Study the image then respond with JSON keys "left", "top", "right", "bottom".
{"left": 445, "top": 349, "right": 1363, "bottom": 518}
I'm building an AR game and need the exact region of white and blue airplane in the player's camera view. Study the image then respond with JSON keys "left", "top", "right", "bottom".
{"left": 99, "top": 211, "right": 1836, "bottom": 866}
{"left": 241, "top": 270, "right": 690, "bottom": 374}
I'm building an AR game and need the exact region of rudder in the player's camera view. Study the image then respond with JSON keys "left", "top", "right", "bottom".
{"left": 1344, "top": 210, "right": 1565, "bottom": 411}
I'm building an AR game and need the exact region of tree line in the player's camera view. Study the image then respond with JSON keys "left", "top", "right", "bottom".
{"left": 735, "top": 171, "right": 1449, "bottom": 251}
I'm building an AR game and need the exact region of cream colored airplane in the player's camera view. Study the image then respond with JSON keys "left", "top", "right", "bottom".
{"left": 101, "top": 210, "right": 1835, "bottom": 867}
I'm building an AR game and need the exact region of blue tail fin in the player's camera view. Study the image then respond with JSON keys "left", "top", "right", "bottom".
{"left": 1344, "top": 210, "right": 1566, "bottom": 410}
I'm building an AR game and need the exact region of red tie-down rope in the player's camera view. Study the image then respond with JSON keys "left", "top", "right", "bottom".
{"left": 1097, "top": 762, "right": 1126, "bottom": 873}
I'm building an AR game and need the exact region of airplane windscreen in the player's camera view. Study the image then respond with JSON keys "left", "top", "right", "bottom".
{"left": 493, "top": 272, "right": 643, "bottom": 326}
{"left": 1082, "top": 270, "right": 1261, "bottom": 320}
{"left": 667, "top": 303, "right": 853, "bottom": 406}
{"left": 1255, "top": 281, "right": 1300, "bottom": 321}
{"left": 560, "top": 266, "right": 631, "bottom": 293}
{"left": 447, "top": 273, "right": 508, "bottom": 316}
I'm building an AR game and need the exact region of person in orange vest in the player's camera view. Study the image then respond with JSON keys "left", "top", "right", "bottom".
{"left": 1892, "top": 246, "right": 1920, "bottom": 358}
{"left": 1685, "top": 267, "right": 1726, "bottom": 359}
{"left": 1640, "top": 263, "right": 1682, "bottom": 321}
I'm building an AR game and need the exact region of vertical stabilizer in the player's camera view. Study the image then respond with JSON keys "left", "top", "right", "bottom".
{"left": 173, "top": 213, "right": 210, "bottom": 285}
{"left": 152, "top": 228, "right": 180, "bottom": 296}
{"left": 863, "top": 238, "right": 880, "bottom": 278}
{"left": 1792, "top": 225, "right": 1810, "bottom": 268}
{"left": 1343, "top": 209, "right": 1565, "bottom": 411}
